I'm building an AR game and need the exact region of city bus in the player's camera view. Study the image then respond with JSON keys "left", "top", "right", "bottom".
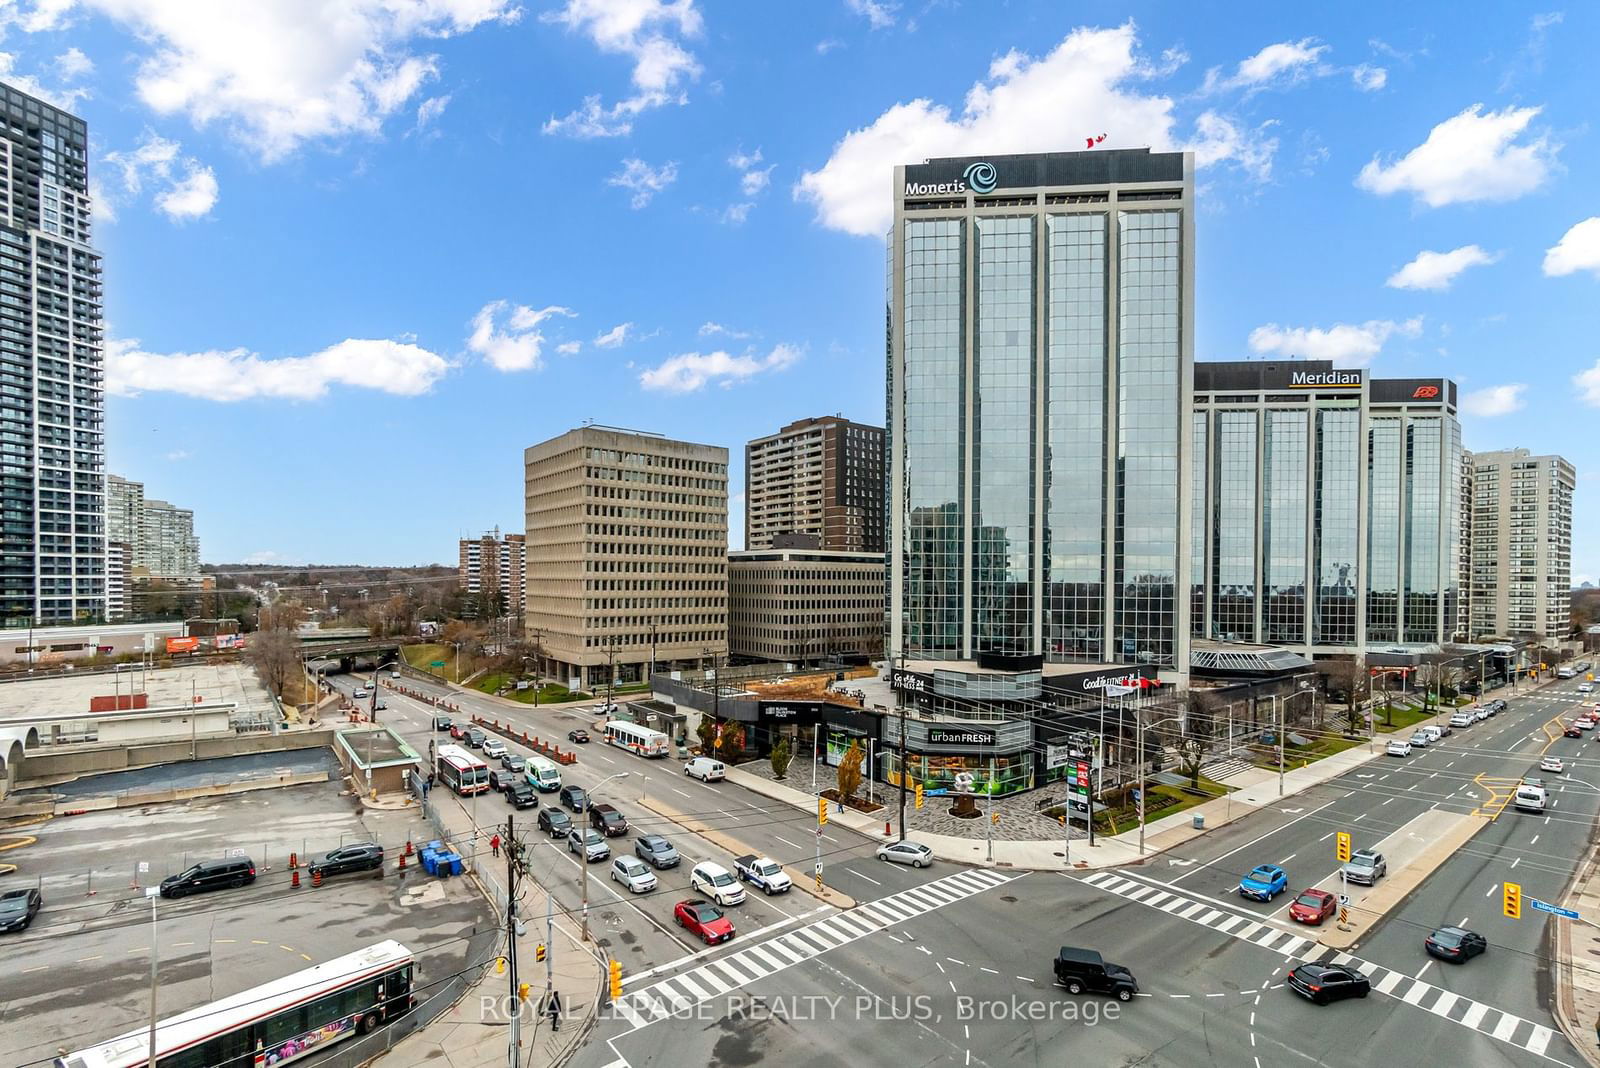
{"left": 54, "top": 940, "right": 415, "bottom": 1068}
{"left": 436, "top": 743, "right": 489, "bottom": 795}
{"left": 524, "top": 754, "right": 563, "bottom": 792}
{"left": 602, "top": 720, "right": 670, "bottom": 758}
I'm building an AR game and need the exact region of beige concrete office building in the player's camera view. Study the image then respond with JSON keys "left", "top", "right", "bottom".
{"left": 729, "top": 548, "right": 885, "bottom": 664}
{"left": 1469, "top": 448, "right": 1575, "bottom": 640}
{"left": 524, "top": 426, "right": 728, "bottom": 690}
{"left": 745, "top": 416, "right": 885, "bottom": 552}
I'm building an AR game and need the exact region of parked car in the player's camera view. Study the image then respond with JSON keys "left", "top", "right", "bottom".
{"left": 537, "top": 807, "right": 572, "bottom": 838}
{"left": 1386, "top": 740, "right": 1412, "bottom": 757}
{"left": 560, "top": 785, "right": 588, "bottom": 812}
{"left": 567, "top": 828, "right": 610, "bottom": 863}
{"left": 568, "top": 729, "right": 590, "bottom": 744}
{"left": 611, "top": 856, "right": 657, "bottom": 894}
{"left": 1052, "top": 947, "right": 1138, "bottom": 1001}
{"left": 1408, "top": 732, "right": 1431, "bottom": 749}
{"left": 674, "top": 899, "right": 734, "bottom": 945}
{"left": 502, "top": 754, "right": 526, "bottom": 772}
{"left": 733, "top": 854, "right": 792, "bottom": 894}
{"left": 1472, "top": 706, "right": 1489, "bottom": 722}
{"left": 0, "top": 888, "right": 42, "bottom": 933}
{"left": 159, "top": 857, "right": 257, "bottom": 899}
{"left": 684, "top": 757, "right": 726, "bottom": 782}
{"left": 1286, "top": 962, "right": 1370, "bottom": 1005}
{"left": 1448, "top": 712, "right": 1475, "bottom": 729}
{"left": 590, "top": 803, "right": 629, "bottom": 837}
{"left": 1288, "top": 888, "right": 1337, "bottom": 926}
{"left": 307, "top": 843, "right": 384, "bottom": 879}
{"left": 1425, "top": 925, "right": 1487, "bottom": 963}
{"left": 1341, "top": 849, "right": 1387, "bottom": 885}
{"left": 875, "top": 841, "right": 934, "bottom": 868}
{"left": 690, "top": 861, "right": 746, "bottom": 906}
{"left": 466, "top": 728, "right": 487, "bottom": 749}
{"left": 1239, "top": 864, "right": 1288, "bottom": 901}
{"left": 482, "top": 738, "right": 506, "bottom": 759}
{"left": 505, "top": 781, "right": 538, "bottom": 809}
{"left": 635, "top": 834, "right": 680, "bottom": 869}
{"left": 433, "top": 715, "right": 452, "bottom": 731}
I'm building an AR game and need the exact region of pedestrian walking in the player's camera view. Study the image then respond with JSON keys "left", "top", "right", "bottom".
{"left": 490, "top": 833, "right": 501, "bottom": 858}
{"left": 548, "top": 989, "right": 562, "bottom": 1033}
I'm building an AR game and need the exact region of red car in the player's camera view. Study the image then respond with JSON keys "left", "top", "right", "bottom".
{"left": 674, "top": 899, "right": 735, "bottom": 945}
{"left": 450, "top": 724, "right": 466, "bottom": 740}
{"left": 1288, "top": 888, "right": 1337, "bottom": 926}
{"left": 1565, "top": 724, "right": 1584, "bottom": 738}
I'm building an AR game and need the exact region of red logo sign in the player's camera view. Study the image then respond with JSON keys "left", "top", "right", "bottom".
{"left": 1412, "top": 385, "right": 1440, "bottom": 399}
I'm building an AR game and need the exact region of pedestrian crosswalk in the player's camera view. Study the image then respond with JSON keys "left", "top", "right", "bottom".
{"left": 1077, "top": 870, "right": 1562, "bottom": 1061}
{"left": 609, "top": 867, "right": 1020, "bottom": 1031}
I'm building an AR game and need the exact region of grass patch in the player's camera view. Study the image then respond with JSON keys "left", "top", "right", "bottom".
{"left": 468, "top": 671, "right": 591, "bottom": 704}
{"left": 402, "top": 643, "right": 460, "bottom": 681}
{"left": 1373, "top": 705, "right": 1434, "bottom": 733}
{"left": 1083, "top": 774, "right": 1230, "bottom": 835}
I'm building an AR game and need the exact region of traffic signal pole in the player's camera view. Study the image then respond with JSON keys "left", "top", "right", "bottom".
{"left": 505, "top": 814, "right": 520, "bottom": 1068}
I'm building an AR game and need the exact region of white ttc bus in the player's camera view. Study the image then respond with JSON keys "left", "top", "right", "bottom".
{"left": 603, "top": 720, "right": 670, "bottom": 758}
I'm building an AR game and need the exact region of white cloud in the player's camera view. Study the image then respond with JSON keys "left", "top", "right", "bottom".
{"left": 155, "top": 162, "right": 218, "bottom": 220}
{"left": 722, "top": 146, "right": 775, "bottom": 221}
{"left": 1351, "top": 63, "right": 1386, "bottom": 91}
{"left": 1460, "top": 383, "right": 1526, "bottom": 417}
{"left": 164, "top": 449, "right": 191, "bottom": 461}
{"left": 1356, "top": 104, "right": 1555, "bottom": 208}
{"left": 14, "top": 1, "right": 520, "bottom": 161}
{"left": 106, "top": 336, "right": 449, "bottom": 401}
{"left": 467, "top": 301, "right": 576, "bottom": 373}
{"left": 796, "top": 23, "right": 1274, "bottom": 238}
{"left": 699, "top": 321, "right": 751, "bottom": 339}
{"left": 1204, "top": 37, "right": 1328, "bottom": 93}
{"left": 1247, "top": 317, "right": 1422, "bottom": 366}
{"left": 102, "top": 133, "right": 220, "bottom": 221}
{"left": 415, "top": 94, "right": 451, "bottom": 132}
{"left": 816, "top": 38, "right": 844, "bottom": 55}
{"left": 845, "top": 0, "right": 897, "bottom": 30}
{"left": 54, "top": 47, "right": 93, "bottom": 79}
{"left": 1544, "top": 217, "right": 1600, "bottom": 278}
{"left": 542, "top": 0, "right": 702, "bottom": 137}
{"left": 594, "top": 322, "right": 633, "bottom": 348}
{"left": 1386, "top": 245, "right": 1499, "bottom": 291}
{"left": 608, "top": 157, "right": 677, "bottom": 208}
{"left": 739, "top": 164, "right": 775, "bottom": 196}
{"left": 0, "top": 50, "right": 88, "bottom": 109}
{"left": 1574, "top": 360, "right": 1600, "bottom": 407}
{"left": 721, "top": 202, "right": 752, "bottom": 225}
{"left": 639, "top": 342, "right": 801, "bottom": 393}
{"left": 557, "top": 340, "right": 582, "bottom": 355}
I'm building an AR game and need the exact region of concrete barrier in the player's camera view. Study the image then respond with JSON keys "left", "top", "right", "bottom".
{"left": 52, "top": 769, "right": 331, "bottom": 815}
{"left": 17, "top": 729, "right": 337, "bottom": 788}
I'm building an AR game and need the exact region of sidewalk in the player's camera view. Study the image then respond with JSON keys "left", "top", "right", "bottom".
{"left": 725, "top": 741, "right": 1387, "bottom": 871}
{"left": 1553, "top": 839, "right": 1600, "bottom": 1067}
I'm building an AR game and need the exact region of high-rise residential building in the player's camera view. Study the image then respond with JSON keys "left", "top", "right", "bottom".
{"left": 1469, "top": 448, "right": 1575, "bottom": 640}
{"left": 524, "top": 426, "right": 728, "bottom": 690}
{"left": 745, "top": 416, "right": 885, "bottom": 552}
{"left": 729, "top": 548, "right": 884, "bottom": 664}
{"left": 105, "top": 540, "right": 129, "bottom": 621}
{"left": 458, "top": 526, "right": 526, "bottom": 620}
{"left": 107, "top": 474, "right": 200, "bottom": 580}
{"left": 887, "top": 148, "right": 1195, "bottom": 674}
{"left": 1458, "top": 449, "right": 1475, "bottom": 641}
{"left": 0, "top": 83, "right": 104, "bottom": 625}
{"left": 1190, "top": 362, "right": 1464, "bottom": 657}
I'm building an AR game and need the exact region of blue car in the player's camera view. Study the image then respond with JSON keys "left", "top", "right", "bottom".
{"left": 1240, "top": 864, "right": 1288, "bottom": 901}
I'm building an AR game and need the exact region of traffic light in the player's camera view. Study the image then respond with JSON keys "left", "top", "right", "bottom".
{"left": 535, "top": 943, "right": 546, "bottom": 964}
{"left": 518, "top": 982, "right": 530, "bottom": 1002}
{"left": 608, "top": 959, "right": 624, "bottom": 1000}
{"left": 1503, "top": 882, "right": 1522, "bottom": 919}
{"left": 1336, "top": 831, "right": 1351, "bottom": 864}
{"left": 818, "top": 797, "right": 828, "bottom": 826}
{"left": 914, "top": 782, "right": 925, "bottom": 809}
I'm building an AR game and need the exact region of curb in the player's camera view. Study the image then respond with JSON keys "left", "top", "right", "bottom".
{"left": 1552, "top": 825, "right": 1600, "bottom": 1066}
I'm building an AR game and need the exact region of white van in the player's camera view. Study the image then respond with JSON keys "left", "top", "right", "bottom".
{"left": 1514, "top": 785, "right": 1548, "bottom": 812}
{"left": 524, "top": 755, "right": 562, "bottom": 793}
{"left": 685, "top": 757, "right": 726, "bottom": 782}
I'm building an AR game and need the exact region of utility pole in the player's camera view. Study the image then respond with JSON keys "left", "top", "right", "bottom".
{"left": 505, "top": 814, "right": 520, "bottom": 1068}
{"left": 146, "top": 888, "right": 160, "bottom": 1068}
{"left": 896, "top": 670, "right": 908, "bottom": 843}
{"left": 606, "top": 642, "right": 617, "bottom": 710}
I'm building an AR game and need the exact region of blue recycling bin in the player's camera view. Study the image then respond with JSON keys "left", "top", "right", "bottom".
{"left": 447, "top": 853, "right": 464, "bottom": 877}
{"left": 427, "top": 840, "right": 444, "bottom": 854}
{"left": 420, "top": 850, "right": 437, "bottom": 876}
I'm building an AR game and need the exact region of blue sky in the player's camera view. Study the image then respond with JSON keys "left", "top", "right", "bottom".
{"left": 4, "top": 2, "right": 1599, "bottom": 575}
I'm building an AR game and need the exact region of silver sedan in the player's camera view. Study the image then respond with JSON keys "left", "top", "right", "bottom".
{"left": 875, "top": 841, "right": 934, "bottom": 868}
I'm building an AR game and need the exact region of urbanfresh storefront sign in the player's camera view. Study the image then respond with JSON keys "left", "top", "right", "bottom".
{"left": 925, "top": 725, "right": 997, "bottom": 747}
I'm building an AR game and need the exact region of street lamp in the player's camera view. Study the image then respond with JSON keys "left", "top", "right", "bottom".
{"left": 580, "top": 771, "right": 630, "bottom": 942}
{"left": 444, "top": 640, "right": 462, "bottom": 684}
{"left": 1273, "top": 685, "right": 1316, "bottom": 796}
{"left": 521, "top": 655, "right": 540, "bottom": 710}
{"left": 1134, "top": 708, "right": 1188, "bottom": 857}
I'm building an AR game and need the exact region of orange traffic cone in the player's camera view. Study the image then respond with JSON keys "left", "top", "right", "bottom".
{"left": 291, "top": 870, "right": 301, "bottom": 889}
{"left": 288, "top": 852, "right": 298, "bottom": 870}
{"left": 312, "top": 870, "right": 322, "bottom": 888}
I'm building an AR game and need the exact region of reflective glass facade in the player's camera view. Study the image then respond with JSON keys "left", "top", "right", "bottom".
{"left": 1044, "top": 213, "right": 1106, "bottom": 660}
{"left": 1313, "top": 406, "right": 1360, "bottom": 645}
{"left": 901, "top": 219, "right": 965, "bottom": 657}
{"left": 1367, "top": 418, "right": 1402, "bottom": 642}
{"left": 1263, "top": 409, "right": 1307, "bottom": 644}
{"left": 1403, "top": 417, "right": 1443, "bottom": 643}
{"left": 973, "top": 216, "right": 1035, "bottom": 653}
{"left": 1189, "top": 410, "right": 1207, "bottom": 639}
{"left": 1211, "top": 410, "right": 1256, "bottom": 641}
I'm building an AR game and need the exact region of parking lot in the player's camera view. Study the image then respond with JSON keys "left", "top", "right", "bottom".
{"left": 0, "top": 775, "right": 491, "bottom": 1067}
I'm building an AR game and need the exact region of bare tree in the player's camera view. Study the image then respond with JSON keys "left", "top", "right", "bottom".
{"left": 1169, "top": 694, "right": 1221, "bottom": 790}
{"left": 245, "top": 628, "right": 302, "bottom": 701}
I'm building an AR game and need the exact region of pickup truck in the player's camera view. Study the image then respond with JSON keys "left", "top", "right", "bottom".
{"left": 1239, "top": 864, "right": 1288, "bottom": 902}
{"left": 733, "top": 854, "right": 792, "bottom": 895}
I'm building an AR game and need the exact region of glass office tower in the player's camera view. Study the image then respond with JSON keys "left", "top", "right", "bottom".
{"left": 888, "top": 149, "right": 1195, "bottom": 674}
{"left": 0, "top": 83, "right": 104, "bottom": 625}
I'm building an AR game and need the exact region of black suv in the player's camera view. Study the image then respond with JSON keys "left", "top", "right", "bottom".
{"left": 590, "top": 803, "right": 628, "bottom": 836}
{"left": 505, "top": 780, "right": 538, "bottom": 809}
{"left": 1286, "top": 962, "right": 1370, "bottom": 1004}
{"left": 0, "top": 888, "right": 42, "bottom": 933}
{"left": 1053, "top": 947, "right": 1137, "bottom": 1001}
{"left": 560, "top": 785, "right": 588, "bottom": 812}
{"left": 308, "top": 843, "right": 384, "bottom": 879}
{"left": 160, "top": 857, "right": 256, "bottom": 899}
{"left": 466, "top": 727, "right": 487, "bottom": 748}
{"left": 537, "top": 807, "right": 572, "bottom": 838}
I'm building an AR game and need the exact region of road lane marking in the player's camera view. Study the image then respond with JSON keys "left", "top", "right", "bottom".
{"left": 1511, "top": 857, "right": 1521, "bottom": 869}
{"left": 1169, "top": 798, "right": 1341, "bottom": 884}
{"left": 850, "top": 870, "right": 882, "bottom": 887}
{"left": 672, "top": 788, "right": 692, "bottom": 798}
{"left": 773, "top": 835, "right": 802, "bottom": 850}
{"left": 1530, "top": 835, "right": 1540, "bottom": 846}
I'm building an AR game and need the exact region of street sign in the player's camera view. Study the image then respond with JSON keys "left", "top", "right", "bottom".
{"left": 814, "top": 861, "right": 823, "bottom": 875}
{"left": 1338, "top": 893, "right": 1350, "bottom": 906}
{"left": 1529, "top": 898, "right": 1582, "bottom": 920}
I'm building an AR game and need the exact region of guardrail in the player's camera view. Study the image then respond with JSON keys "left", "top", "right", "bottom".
{"left": 472, "top": 717, "right": 580, "bottom": 766}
